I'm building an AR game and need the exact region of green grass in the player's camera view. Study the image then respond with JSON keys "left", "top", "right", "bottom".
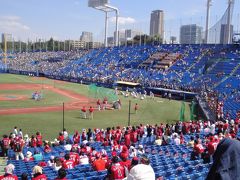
{"left": 0, "top": 89, "right": 71, "bottom": 109}
{"left": 0, "top": 74, "right": 190, "bottom": 140}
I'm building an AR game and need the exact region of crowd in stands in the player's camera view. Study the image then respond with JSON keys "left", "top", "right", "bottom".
{"left": 1, "top": 114, "right": 240, "bottom": 179}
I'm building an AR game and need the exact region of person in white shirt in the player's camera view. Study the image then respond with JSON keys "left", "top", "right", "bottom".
{"left": 137, "top": 145, "right": 145, "bottom": 155}
{"left": 127, "top": 155, "right": 155, "bottom": 180}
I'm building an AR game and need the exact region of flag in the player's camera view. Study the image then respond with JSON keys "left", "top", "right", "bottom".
{"left": 180, "top": 102, "right": 185, "bottom": 122}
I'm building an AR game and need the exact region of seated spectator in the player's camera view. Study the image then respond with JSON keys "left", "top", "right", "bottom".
{"left": 44, "top": 141, "right": 52, "bottom": 153}
{"left": 24, "top": 151, "right": 34, "bottom": 161}
{"left": 207, "top": 138, "right": 240, "bottom": 180}
{"left": 137, "top": 145, "right": 145, "bottom": 155}
{"left": 32, "top": 165, "right": 47, "bottom": 180}
{"left": 48, "top": 156, "right": 55, "bottom": 167}
{"left": 62, "top": 153, "right": 75, "bottom": 169}
{"left": 127, "top": 155, "right": 155, "bottom": 180}
{"left": 55, "top": 168, "right": 67, "bottom": 180}
{"left": 0, "top": 164, "right": 18, "bottom": 180}
{"left": 33, "top": 150, "right": 43, "bottom": 161}
{"left": 119, "top": 145, "right": 129, "bottom": 160}
{"left": 187, "top": 136, "right": 195, "bottom": 147}
{"left": 53, "top": 157, "right": 62, "bottom": 171}
{"left": 129, "top": 146, "right": 137, "bottom": 158}
{"left": 154, "top": 136, "right": 162, "bottom": 146}
{"left": 79, "top": 152, "right": 89, "bottom": 165}
{"left": 21, "top": 172, "right": 28, "bottom": 180}
{"left": 92, "top": 153, "right": 106, "bottom": 171}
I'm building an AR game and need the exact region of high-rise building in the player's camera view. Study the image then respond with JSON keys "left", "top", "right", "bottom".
{"left": 1, "top": 33, "right": 12, "bottom": 43}
{"left": 180, "top": 24, "right": 202, "bottom": 44}
{"left": 80, "top": 31, "right": 93, "bottom": 42}
{"left": 125, "top": 29, "right": 142, "bottom": 40}
{"left": 220, "top": 24, "right": 233, "bottom": 44}
{"left": 114, "top": 30, "right": 125, "bottom": 44}
{"left": 150, "top": 10, "right": 164, "bottom": 40}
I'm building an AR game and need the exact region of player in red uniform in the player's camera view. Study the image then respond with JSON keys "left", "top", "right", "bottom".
{"left": 62, "top": 154, "right": 75, "bottom": 169}
{"left": 124, "top": 131, "right": 131, "bottom": 148}
{"left": 92, "top": 153, "right": 106, "bottom": 171}
{"left": 69, "top": 150, "right": 80, "bottom": 165}
{"left": 89, "top": 106, "right": 94, "bottom": 120}
{"left": 81, "top": 106, "right": 87, "bottom": 119}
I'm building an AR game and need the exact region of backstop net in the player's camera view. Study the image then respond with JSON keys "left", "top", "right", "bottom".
{"left": 88, "top": 84, "right": 118, "bottom": 104}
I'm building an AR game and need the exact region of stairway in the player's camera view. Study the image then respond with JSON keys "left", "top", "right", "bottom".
{"left": 214, "top": 63, "right": 240, "bottom": 88}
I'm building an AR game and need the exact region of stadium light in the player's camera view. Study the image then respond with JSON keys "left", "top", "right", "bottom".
{"left": 205, "top": 0, "right": 212, "bottom": 43}
{"left": 88, "top": 0, "right": 119, "bottom": 47}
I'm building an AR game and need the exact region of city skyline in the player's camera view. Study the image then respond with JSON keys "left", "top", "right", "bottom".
{"left": 0, "top": 0, "right": 240, "bottom": 42}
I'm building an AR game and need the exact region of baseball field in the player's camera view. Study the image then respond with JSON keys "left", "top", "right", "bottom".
{"left": 0, "top": 73, "right": 190, "bottom": 140}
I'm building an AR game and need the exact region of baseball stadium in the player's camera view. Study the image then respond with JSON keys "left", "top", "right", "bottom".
{"left": 0, "top": 0, "right": 240, "bottom": 180}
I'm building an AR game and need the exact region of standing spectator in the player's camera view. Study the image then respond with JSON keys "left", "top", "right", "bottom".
{"left": 0, "top": 164, "right": 18, "bottom": 180}
{"left": 13, "top": 136, "right": 24, "bottom": 160}
{"left": 92, "top": 153, "right": 106, "bottom": 171}
{"left": 63, "top": 129, "right": 68, "bottom": 140}
{"left": 124, "top": 131, "right": 131, "bottom": 148}
{"left": 1, "top": 135, "right": 10, "bottom": 157}
{"left": 89, "top": 106, "right": 94, "bottom": 120}
{"left": 108, "top": 156, "right": 125, "bottom": 180}
{"left": 207, "top": 138, "right": 240, "bottom": 180}
{"left": 13, "top": 127, "right": 18, "bottom": 135}
{"left": 32, "top": 166, "right": 47, "bottom": 180}
{"left": 73, "top": 131, "right": 80, "bottom": 144}
{"left": 18, "top": 129, "right": 23, "bottom": 139}
{"left": 36, "top": 132, "right": 43, "bottom": 147}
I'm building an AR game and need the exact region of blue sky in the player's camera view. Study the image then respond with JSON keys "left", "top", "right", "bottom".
{"left": 0, "top": 0, "right": 239, "bottom": 42}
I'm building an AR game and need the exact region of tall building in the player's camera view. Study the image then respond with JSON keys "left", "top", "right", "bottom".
{"left": 114, "top": 30, "right": 125, "bottom": 44}
{"left": 125, "top": 29, "right": 142, "bottom": 40}
{"left": 220, "top": 24, "right": 233, "bottom": 44}
{"left": 1, "top": 33, "right": 12, "bottom": 43}
{"left": 150, "top": 10, "right": 164, "bottom": 40}
{"left": 80, "top": 32, "right": 93, "bottom": 42}
{"left": 180, "top": 24, "right": 202, "bottom": 44}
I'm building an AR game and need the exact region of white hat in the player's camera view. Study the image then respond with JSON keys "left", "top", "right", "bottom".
{"left": 139, "top": 145, "right": 143, "bottom": 149}
{"left": 130, "top": 146, "right": 135, "bottom": 149}
{"left": 24, "top": 134, "right": 29, "bottom": 138}
{"left": 26, "top": 151, "right": 32, "bottom": 158}
{"left": 50, "top": 155, "right": 54, "bottom": 160}
{"left": 4, "top": 164, "right": 15, "bottom": 174}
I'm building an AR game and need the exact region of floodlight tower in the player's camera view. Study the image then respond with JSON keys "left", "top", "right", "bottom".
{"left": 88, "top": 0, "right": 119, "bottom": 47}
{"left": 205, "top": 0, "right": 212, "bottom": 44}
{"left": 227, "top": 0, "right": 234, "bottom": 44}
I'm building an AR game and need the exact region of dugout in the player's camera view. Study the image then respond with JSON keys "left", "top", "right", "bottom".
{"left": 113, "top": 81, "right": 141, "bottom": 91}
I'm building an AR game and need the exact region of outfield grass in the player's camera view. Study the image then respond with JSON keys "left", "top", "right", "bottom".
{"left": 0, "top": 74, "right": 190, "bottom": 140}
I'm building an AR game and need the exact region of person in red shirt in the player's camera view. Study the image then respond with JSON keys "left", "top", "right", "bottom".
{"left": 24, "top": 151, "right": 34, "bottom": 162}
{"left": 130, "top": 129, "right": 138, "bottom": 144}
{"left": 32, "top": 166, "right": 47, "bottom": 180}
{"left": 13, "top": 136, "right": 24, "bottom": 160}
{"left": 62, "top": 154, "right": 75, "bottom": 169}
{"left": 97, "top": 99, "right": 101, "bottom": 111}
{"left": 108, "top": 156, "right": 125, "bottom": 180}
{"left": 207, "top": 137, "right": 218, "bottom": 155}
{"left": 194, "top": 140, "right": 205, "bottom": 155}
{"left": 1, "top": 135, "right": 10, "bottom": 157}
{"left": 81, "top": 106, "right": 87, "bottom": 119}
{"left": 55, "top": 168, "right": 67, "bottom": 180}
{"left": 44, "top": 142, "right": 52, "bottom": 153}
{"left": 30, "top": 135, "right": 37, "bottom": 148}
{"left": 89, "top": 106, "right": 94, "bottom": 120}
{"left": 119, "top": 146, "right": 129, "bottom": 160}
{"left": 119, "top": 156, "right": 131, "bottom": 171}
{"left": 58, "top": 132, "right": 65, "bottom": 145}
{"left": 69, "top": 150, "right": 80, "bottom": 165}
{"left": 36, "top": 132, "right": 43, "bottom": 147}
{"left": 73, "top": 131, "right": 80, "bottom": 144}
{"left": 92, "top": 153, "right": 106, "bottom": 171}
{"left": 0, "top": 164, "right": 18, "bottom": 180}
{"left": 124, "top": 131, "right": 131, "bottom": 148}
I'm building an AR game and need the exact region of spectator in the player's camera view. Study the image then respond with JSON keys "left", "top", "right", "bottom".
{"left": 55, "top": 168, "right": 67, "bottom": 180}
{"left": 0, "top": 164, "right": 18, "bottom": 180}
{"left": 92, "top": 153, "right": 106, "bottom": 171}
{"left": 24, "top": 151, "right": 34, "bottom": 162}
{"left": 32, "top": 166, "right": 47, "bottom": 180}
{"left": 21, "top": 172, "right": 28, "bottom": 180}
{"left": 127, "top": 155, "right": 155, "bottom": 180}
{"left": 53, "top": 158, "right": 62, "bottom": 171}
{"left": 207, "top": 138, "right": 240, "bottom": 180}
{"left": 48, "top": 156, "right": 55, "bottom": 167}
{"left": 33, "top": 150, "right": 43, "bottom": 161}
{"left": 1, "top": 135, "right": 10, "bottom": 157}
{"left": 62, "top": 153, "right": 75, "bottom": 169}
{"left": 13, "top": 136, "right": 24, "bottom": 160}
{"left": 108, "top": 156, "right": 125, "bottom": 180}
{"left": 137, "top": 145, "right": 145, "bottom": 155}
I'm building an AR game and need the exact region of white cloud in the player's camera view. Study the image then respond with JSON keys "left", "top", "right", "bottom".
{"left": 110, "top": 17, "right": 136, "bottom": 25}
{"left": 0, "top": 15, "right": 30, "bottom": 33}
